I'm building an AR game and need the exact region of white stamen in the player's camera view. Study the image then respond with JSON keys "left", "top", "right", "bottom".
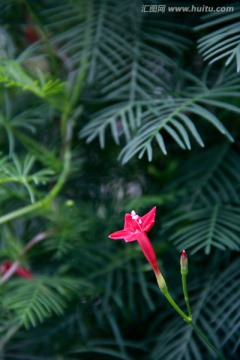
{"left": 131, "top": 210, "right": 139, "bottom": 220}
{"left": 138, "top": 219, "right": 142, "bottom": 224}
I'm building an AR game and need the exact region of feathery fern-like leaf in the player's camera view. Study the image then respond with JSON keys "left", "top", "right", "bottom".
{"left": 0, "top": 59, "right": 64, "bottom": 104}
{"left": 81, "top": 67, "right": 240, "bottom": 163}
{"left": 3, "top": 276, "right": 90, "bottom": 329}
{"left": 163, "top": 205, "right": 240, "bottom": 254}
{"left": 0, "top": 154, "right": 54, "bottom": 203}
{"left": 196, "top": 7, "right": 240, "bottom": 72}
{"left": 43, "top": 0, "right": 186, "bottom": 95}
{"left": 205, "top": 259, "right": 240, "bottom": 354}
{"left": 171, "top": 143, "right": 240, "bottom": 208}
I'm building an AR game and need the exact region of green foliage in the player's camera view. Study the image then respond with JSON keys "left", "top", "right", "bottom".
{"left": 0, "top": 154, "right": 54, "bottom": 203}
{"left": 80, "top": 50, "right": 240, "bottom": 164}
{"left": 196, "top": 6, "right": 240, "bottom": 72}
{"left": 164, "top": 205, "right": 240, "bottom": 254}
{"left": 161, "top": 142, "right": 240, "bottom": 254}
{"left": 0, "top": 1, "right": 239, "bottom": 359}
{"left": 0, "top": 59, "right": 64, "bottom": 105}
{"left": 171, "top": 143, "right": 240, "bottom": 207}
{"left": 3, "top": 276, "right": 91, "bottom": 328}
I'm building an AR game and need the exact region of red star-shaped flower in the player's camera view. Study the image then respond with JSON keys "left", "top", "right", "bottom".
{"left": 109, "top": 207, "right": 160, "bottom": 275}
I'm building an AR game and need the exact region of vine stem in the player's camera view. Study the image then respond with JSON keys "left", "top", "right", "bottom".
{"left": 181, "top": 272, "right": 192, "bottom": 319}
{"left": 157, "top": 283, "right": 226, "bottom": 360}
{"left": 189, "top": 320, "right": 226, "bottom": 360}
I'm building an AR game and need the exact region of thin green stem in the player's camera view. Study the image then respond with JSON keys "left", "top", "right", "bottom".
{"left": 44, "top": 149, "right": 71, "bottom": 202}
{"left": 189, "top": 321, "right": 226, "bottom": 360}
{"left": 0, "top": 200, "right": 43, "bottom": 225}
{"left": 158, "top": 287, "right": 226, "bottom": 359}
{"left": 181, "top": 273, "right": 192, "bottom": 319}
{"left": 161, "top": 288, "right": 191, "bottom": 323}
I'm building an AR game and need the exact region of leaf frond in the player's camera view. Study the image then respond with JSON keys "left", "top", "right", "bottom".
{"left": 163, "top": 205, "right": 240, "bottom": 254}
{"left": 196, "top": 7, "right": 240, "bottom": 72}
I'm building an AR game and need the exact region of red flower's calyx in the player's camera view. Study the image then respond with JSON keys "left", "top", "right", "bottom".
{"left": 156, "top": 272, "right": 168, "bottom": 292}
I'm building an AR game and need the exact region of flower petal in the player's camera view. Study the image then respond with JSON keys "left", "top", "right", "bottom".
{"left": 140, "top": 206, "right": 156, "bottom": 232}
{"left": 108, "top": 230, "right": 130, "bottom": 239}
{"left": 109, "top": 229, "right": 137, "bottom": 241}
{"left": 124, "top": 214, "right": 139, "bottom": 232}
